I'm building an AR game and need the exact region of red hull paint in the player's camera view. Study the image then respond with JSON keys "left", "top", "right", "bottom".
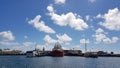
{"left": 52, "top": 50, "right": 64, "bottom": 57}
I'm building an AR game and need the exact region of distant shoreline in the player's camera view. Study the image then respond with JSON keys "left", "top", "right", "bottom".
{"left": 0, "top": 54, "right": 25, "bottom": 56}
{"left": 1, "top": 54, "right": 120, "bottom": 57}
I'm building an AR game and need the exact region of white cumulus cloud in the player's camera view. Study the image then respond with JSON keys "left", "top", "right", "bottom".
{"left": 0, "top": 41, "right": 19, "bottom": 46}
{"left": 111, "top": 37, "right": 119, "bottom": 43}
{"left": 24, "top": 35, "right": 28, "bottom": 39}
{"left": 0, "top": 31, "right": 15, "bottom": 41}
{"left": 56, "top": 33, "right": 72, "bottom": 42}
{"left": 93, "top": 28, "right": 119, "bottom": 44}
{"left": 86, "top": 15, "right": 90, "bottom": 21}
{"left": 54, "top": 0, "right": 66, "bottom": 4}
{"left": 97, "top": 8, "right": 120, "bottom": 31}
{"left": 95, "top": 28, "right": 107, "bottom": 34}
{"left": 80, "top": 39, "right": 90, "bottom": 44}
{"left": 47, "top": 4, "right": 54, "bottom": 12}
{"left": 0, "top": 31, "right": 20, "bottom": 46}
{"left": 43, "top": 35, "right": 57, "bottom": 44}
{"left": 43, "top": 33, "right": 72, "bottom": 44}
{"left": 88, "top": 0, "right": 96, "bottom": 3}
{"left": 47, "top": 5, "right": 88, "bottom": 31}
{"left": 28, "top": 15, "right": 56, "bottom": 34}
{"left": 23, "top": 42, "right": 35, "bottom": 47}
{"left": 86, "top": 15, "right": 93, "bottom": 21}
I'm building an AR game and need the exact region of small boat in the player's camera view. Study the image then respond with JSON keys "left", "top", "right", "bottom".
{"left": 84, "top": 52, "right": 98, "bottom": 58}
{"left": 26, "top": 50, "right": 37, "bottom": 57}
{"left": 51, "top": 42, "right": 64, "bottom": 57}
{"left": 83, "top": 38, "right": 98, "bottom": 58}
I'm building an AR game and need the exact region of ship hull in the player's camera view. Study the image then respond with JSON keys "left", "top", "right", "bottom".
{"left": 52, "top": 50, "right": 64, "bottom": 57}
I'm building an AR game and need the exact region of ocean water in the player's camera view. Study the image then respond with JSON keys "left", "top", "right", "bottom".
{"left": 0, "top": 56, "right": 120, "bottom": 68}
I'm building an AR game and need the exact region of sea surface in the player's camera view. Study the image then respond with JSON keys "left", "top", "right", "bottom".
{"left": 0, "top": 56, "right": 120, "bottom": 68}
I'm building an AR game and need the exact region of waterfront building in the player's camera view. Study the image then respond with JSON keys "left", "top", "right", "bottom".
{"left": 64, "top": 50, "right": 82, "bottom": 56}
{"left": 0, "top": 49, "right": 22, "bottom": 55}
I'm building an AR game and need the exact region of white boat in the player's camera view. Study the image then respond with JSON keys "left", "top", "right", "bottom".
{"left": 84, "top": 52, "right": 98, "bottom": 58}
{"left": 84, "top": 39, "right": 98, "bottom": 58}
{"left": 26, "top": 51, "right": 37, "bottom": 57}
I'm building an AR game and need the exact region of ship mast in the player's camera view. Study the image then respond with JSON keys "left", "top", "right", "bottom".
{"left": 35, "top": 43, "right": 37, "bottom": 51}
{"left": 85, "top": 38, "right": 87, "bottom": 52}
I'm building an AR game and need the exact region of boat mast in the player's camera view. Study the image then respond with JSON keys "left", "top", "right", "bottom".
{"left": 35, "top": 43, "right": 37, "bottom": 51}
{"left": 85, "top": 38, "right": 87, "bottom": 52}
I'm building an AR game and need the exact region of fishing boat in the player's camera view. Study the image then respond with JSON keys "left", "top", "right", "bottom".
{"left": 26, "top": 50, "right": 37, "bottom": 57}
{"left": 84, "top": 39, "right": 98, "bottom": 58}
{"left": 51, "top": 42, "right": 64, "bottom": 57}
{"left": 84, "top": 52, "right": 98, "bottom": 58}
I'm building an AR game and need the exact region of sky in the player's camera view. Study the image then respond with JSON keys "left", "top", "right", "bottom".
{"left": 0, "top": 0, "right": 120, "bottom": 53}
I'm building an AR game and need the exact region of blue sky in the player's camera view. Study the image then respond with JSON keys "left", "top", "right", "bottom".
{"left": 0, "top": 0, "right": 120, "bottom": 53}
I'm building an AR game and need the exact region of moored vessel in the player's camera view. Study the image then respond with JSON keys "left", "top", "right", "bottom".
{"left": 51, "top": 42, "right": 64, "bottom": 57}
{"left": 84, "top": 52, "right": 98, "bottom": 58}
{"left": 26, "top": 50, "right": 37, "bottom": 57}
{"left": 84, "top": 38, "right": 98, "bottom": 58}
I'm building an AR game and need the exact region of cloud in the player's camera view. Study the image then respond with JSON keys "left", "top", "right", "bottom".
{"left": 80, "top": 39, "right": 90, "bottom": 44}
{"left": 43, "top": 35, "right": 57, "bottom": 44}
{"left": 85, "top": 15, "right": 93, "bottom": 21}
{"left": 97, "top": 8, "right": 120, "bottom": 31}
{"left": 11, "top": 42, "right": 37, "bottom": 51}
{"left": 56, "top": 33, "right": 72, "bottom": 42}
{"left": 12, "top": 45, "right": 34, "bottom": 52}
{"left": 47, "top": 4, "right": 54, "bottom": 12}
{"left": 86, "top": 15, "right": 90, "bottom": 21}
{"left": 93, "top": 28, "right": 119, "bottom": 44}
{"left": 24, "top": 35, "right": 28, "bottom": 39}
{"left": 112, "top": 37, "right": 119, "bottom": 43}
{"left": 88, "top": 0, "right": 96, "bottom": 3}
{"left": 23, "top": 42, "right": 35, "bottom": 47}
{"left": 62, "top": 45, "right": 80, "bottom": 50}
{"left": 95, "top": 28, "right": 107, "bottom": 34}
{"left": 43, "top": 33, "right": 72, "bottom": 45}
{"left": 54, "top": 0, "right": 66, "bottom": 4}
{"left": 102, "top": 37, "right": 119, "bottom": 44}
{"left": 35, "top": 44, "right": 53, "bottom": 51}
{"left": 47, "top": 5, "right": 88, "bottom": 31}
{"left": 28, "top": 15, "right": 56, "bottom": 34}
{"left": 0, "top": 31, "right": 20, "bottom": 46}
{"left": 0, "top": 41, "right": 19, "bottom": 46}
{"left": 0, "top": 31, "right": 15, "bottom": 41}
{"left": 35, "top": 44, "right": 45, "bottom": 50}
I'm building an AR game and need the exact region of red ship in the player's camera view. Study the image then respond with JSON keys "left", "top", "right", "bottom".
{"left": 51, "top": 42, "right": 64, "bottom": 57}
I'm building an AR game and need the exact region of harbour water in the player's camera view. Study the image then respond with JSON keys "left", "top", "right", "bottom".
{"left": 0, "top": 56, "right": 120, "bottom": 68}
